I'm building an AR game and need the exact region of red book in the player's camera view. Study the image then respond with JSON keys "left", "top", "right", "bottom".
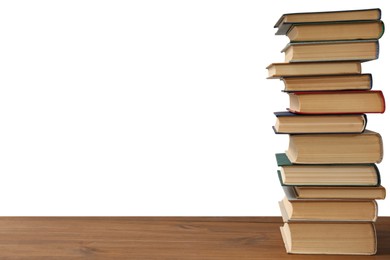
{"left": 287, "top": 90, "right": 385, "bottom": 114}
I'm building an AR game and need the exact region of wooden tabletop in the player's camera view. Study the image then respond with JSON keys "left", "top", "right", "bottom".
{"left": 0, "top": 217, "right": 389, "bottom": 259}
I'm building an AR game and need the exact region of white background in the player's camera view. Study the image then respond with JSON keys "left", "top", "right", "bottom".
{"left": 0, "top": 0, "right": 389, "bottom": 215}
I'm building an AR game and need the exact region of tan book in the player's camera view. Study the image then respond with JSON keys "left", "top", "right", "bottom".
{"left": 283, "top": 40, "right": 379, "bottom": 63}
{"left": 288, "top": 90, "right": 385, "bottom": 114}
{"left": 293, "top": 186, "right": 386, "bottom": 200}
{"left": 279, "top": 196, "right": 377, "bottom": 222}
{"left": 280, "top": 222, "right": 377, "bottom": 255}
{"left": 273, "top": 112, "right": 367, "bottom": 134}
{"left": 286, "top": 130, "right": 383, "bottom": 164}
{"left": 266, "top": 61, "right": 361, "bottom": 79}
{"left": 280, "top": 186, "right": 378, "bottom": 222}
{"left": 274, "top": 8, "right": 381, "bottom": 35}
{"left": 278, "top": 165, "right": 380, "bottom": 186}
{"left": 280, "top": 74, "right": 372, "bottom": 92}
{"left": 275, "top": 153, "right": 381, "bottom": 186}
{"left": 287, "top": 20, "right": 384, "bottom": 42}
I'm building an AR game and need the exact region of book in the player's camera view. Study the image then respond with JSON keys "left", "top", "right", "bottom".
{"left": 286, "top": 130, "right": 383, "bottom": 164}
{"left": 276, "top": 166, "right": 380, "bottom": 187}
{"left": 279, "top": 195, "right": 378, "bottom": 222}
{"left": 288, "top": 90, "right": 385, "bottom": 114}
{"left": 280, "top": 222, "right": 377, "bottom": 255}
{"left": 280, "top": 74, "right": 372, "bottom": 92}
{"left": 266, "top": 61, "right": 361, "bottom": 78}
{"left": 292, "top": 185, "right": 386, "bottom": 200}
{"left": 286, "top": 20, "right": 384, "bottom": 42}
{"left": 273, "top": 112, "right": 367, "bottom": 134}
{"left": 283, "top": 40, "right": 379, "bottom": 63}
{"left": 276, "top": 153, "right": 380, "bottom": 186}
{"left": 274, "top": 8, "right": 381, "bottom": 35}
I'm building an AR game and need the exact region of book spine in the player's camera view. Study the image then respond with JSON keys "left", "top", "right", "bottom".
{"left": 362, "top": 114, "right": 368, "bottom": 133}
{"left": 379, "top": 20, "right": 385, "bottom": 39}
{"left": 376, "top": 41, "right": 380, "bottom": 60}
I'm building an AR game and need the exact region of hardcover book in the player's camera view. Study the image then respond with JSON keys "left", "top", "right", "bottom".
{"left": 286, "top": 130, "right": 383, "bottom": 164}
{"left": 280, "top": 74, "right": 372, "bottom": 92}
{"left": 273, "top": 112, "right": 367, "bottom": 134}
{"left": 283, "top": 40, "right": 379, "bottom": 63}
{"left": 285, "top": 20, "right": 384, "bottom": 42}
{"left": 280, "top": 222, "right": 377, "bottom": 255}
{"left": 276, "top": 153, "right": 380, "bottom": 186}
{"left": 279, "top": 190, "right": 378, "bottom": 222}
{"left": 274, "top": 8, "right": 381, "bottom": 35}
{"left": 292, "top": 185, "right": 386, "bottom": 200}
{"left": 288, "top": 90, "right": 385, "bottom": 114}
{"left": 267, "top": 61, "right": 361, "bottom": 78}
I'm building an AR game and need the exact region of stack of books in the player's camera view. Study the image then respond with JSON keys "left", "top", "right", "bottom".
{"left": 266, "top": 8, "right": 386, "bottom": 255}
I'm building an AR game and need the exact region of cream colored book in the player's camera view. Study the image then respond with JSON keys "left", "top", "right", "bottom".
{"left": 288, "top": 90, "right": 385, "bottom": 114}
{"left": 280, "top": 74, "right": 372, "bottom": 92}
{"left": 274, "top": 8, "right": 381, "bottom": 35}
{"left": 286, "top": 130, "right": 383, "bottom": 164}
{"left": 283, "top": 40, "right": 379, "bottom": 63}
{"left": 275, "top": 153, "right": 381, "bottom": 186}
{"left": 266, "top": 61, "right": 361, "bottom": 78}
{"left": 273, "top": 112, "right": 367, "bottom": 134}
{"left": 279, "top": 188, "right": 378, "bottom": 222}
{"left": 293, "top": 186, "right": 386, "bottom": 200}
{"left": 286, "top": 20, "right": 384, "bottom": 42}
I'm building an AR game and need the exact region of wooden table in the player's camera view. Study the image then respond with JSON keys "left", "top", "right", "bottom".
{"left": 0, "top": 217, "right": 388, "bottom": 259}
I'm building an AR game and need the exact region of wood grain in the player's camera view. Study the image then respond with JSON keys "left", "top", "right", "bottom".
{"left": 0, "top": 217, "right": 388, "bottom": 259}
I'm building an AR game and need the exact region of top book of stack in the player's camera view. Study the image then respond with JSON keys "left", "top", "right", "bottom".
{"left": 274, "top": 8, "right": 384, "bottom": 41}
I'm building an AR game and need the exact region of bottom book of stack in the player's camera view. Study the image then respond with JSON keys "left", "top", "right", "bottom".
{"left": 280, "top": 222, "right": 376, "bottom": 255}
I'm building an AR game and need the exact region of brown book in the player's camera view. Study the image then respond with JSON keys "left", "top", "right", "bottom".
{"left": 288, "top": 90, "right": 385, "bottom": 114}
{"left": 273, "top": 112, "right": 367, "bottom": 134}
{"left": 274, "top": 8, "right": 381, "bottom": 35}
{"left": 280, "top": 222, "right": 377, "bottom": 255}
{"left": 266, "top": 61, "right": 361, "bottom": 78}
{"left": 286, "top": 130, "right": 383, "bottom": 164}
{"left": 293, "top": 186, "right": 386, "bottom": 200}
{"left": 286, "top": 20, "right": 384, "bottom": 42}
{"left": 280, "top": 74, "right": 372, "bottom": 92}
{"left": 283, "top": 40, "right": 379, "bottom": 63}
